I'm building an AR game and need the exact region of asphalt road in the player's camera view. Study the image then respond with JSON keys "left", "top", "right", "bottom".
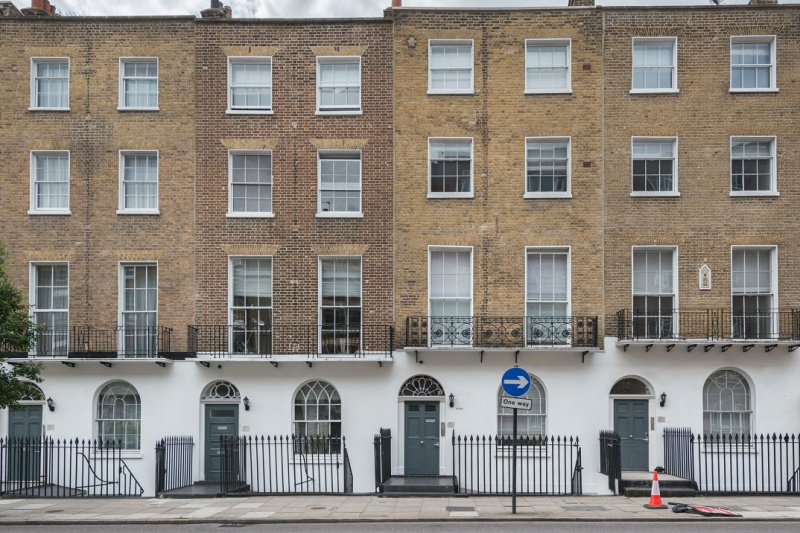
{"left": 1, "top": 522, "right": 798, "bottom": 533}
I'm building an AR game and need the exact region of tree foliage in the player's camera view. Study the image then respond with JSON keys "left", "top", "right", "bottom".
{"left": 0, "top": 241, "right": 43, "bottom": 409}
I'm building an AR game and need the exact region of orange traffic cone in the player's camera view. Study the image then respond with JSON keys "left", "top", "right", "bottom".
{"left": 643, "top": 470, "right": 668, "bottom": 509}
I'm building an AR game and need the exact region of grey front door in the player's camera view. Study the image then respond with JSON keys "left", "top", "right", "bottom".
{"left": 614, "top": 399, "right": 649, "bottom": 471}
{"left": 8, "top": 405, "right": 43, "bottom": 481}
{"left": 204, "top": 404, "right": 239, "bottom": 482}
{"left": 404, "top": 401, "right": 440, "bottom": 475}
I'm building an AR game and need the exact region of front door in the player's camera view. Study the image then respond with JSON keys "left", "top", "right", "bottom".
{"left": 8, "top": 405, "right": 44, "bottom": 481}
{"left": 404, "top": 401, "right": 440, "bottom": 475}
{"left": 204, "top": 404, "right": 239, "bottom": 482}
{"left": 614, "top": 399, "right": 649, "bottom": 471}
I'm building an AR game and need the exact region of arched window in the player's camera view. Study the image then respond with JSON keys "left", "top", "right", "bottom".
{"left": 498, "top": 375, "right": 546, "bottom": 438}
{"left": 399, "top": 375, "right": 445, "bottom": 397}
{"left": 703, "top": 369, "right": 751, "bottom": 436}
{"left": 201, "top": 380, "right": 241, "bottom": 401}
{"left": 96, "top": 381, "right": 141, "bottom": 450}
{"left": 294, "top": 381, "right": 341, "bottom": 452}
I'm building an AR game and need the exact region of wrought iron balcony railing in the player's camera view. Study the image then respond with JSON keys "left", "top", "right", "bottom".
{"left": 616, "top": 309, "right": 800, "bottom": 342}
{"left": 187, "top": 324, "right": 394, "bottom": 359}
{"left": 0, "top": 326, "right": 174, "bottom": 359}
{"left": 404, "top": 316, "right": 598, "bottom": 349}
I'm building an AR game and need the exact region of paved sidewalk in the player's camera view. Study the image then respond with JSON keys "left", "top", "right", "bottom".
{"left": 1, "top": 495, "right": 800, "bottom": 524}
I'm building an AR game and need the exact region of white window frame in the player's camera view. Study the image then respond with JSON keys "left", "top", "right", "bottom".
{"left": 228, "top": 256, "right": 273, "bottom": 356}
{"left": 95, "top": 380, "right": 142, "bottom": 453}
{"left": 702, "top": 369, "right": 753, "bottom": 437}
{"left": 730, "top": 136, "right": 777, "bottom": 197}
{"left": 525, "top": 38, "right": 571, "bottom": 94}
{"left": 118, "top": 57, "right": 159, "bottom": 111}
{"left": 227, "top": 150, "right": 274, "bottom": 218}
{"left": 316, "top": 56, "right": 361, "bottom": 115}
{"left": 227, "top": 56, "right": 273, "bottom": 114}
{"left": 428, "top": 246, "right": 473, "bottom": 348}
{"left": 29, "top": 150, "right": 70, "bottom": 215}
{"left": 30, "top": 57, "right": 70, "bottom": 111}
{"left": 428, "top": 39, "right": 474, "bottom": 95}
{"left": 524, "top": 137, "right": 572, "bottom": 198}
{"left": 318, "top": 256, "right": 362, "bottom": 355}
{"left": 118, "top": 150, "right": 159, "bottom": 215}
{"left": 118, "top": 262, "right": 158, "bottom": 359}
{"left": 730, "top": 246, "right": 778, "bottom": 340}
{"left": 631, "top": 246, "right": 679, "bottom": 340}
{"left": 525, "top": 247, "right": 571, "bottom": 316}
{"left": 730, "top": 36, "right": 777, "bottom": 93}
{"left": 497, "top": 375, "right": 547, "bottom": 438}
{"left": 316, "top": 150, "right": 362, "bottom": 218}
{"left": 428, "top": 137, "right": 474, "bottom": 199}
{"left": 29, "top": 262, "right": 70, "bottom": 356}
{"left": 630, "top": 137, "right": 679, "bottom": 197}
{"left": 631, "top": 37, "right": 678, "bottom": 93}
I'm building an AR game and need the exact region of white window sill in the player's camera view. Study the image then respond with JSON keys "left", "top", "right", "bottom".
{"left": 118, "top": 107, "right": 160, "bottom": 112}
{"left": 630, "top": 192, "right": 681, "bottom": 197}
{"left": 630, "top": 88, "right": 679, "bottom": 94}
{"left": 730, "top": 191, "right": 779, "bottom": 197}
{"left": 28, "top": 209, "right": 72, "bottom": 215}
{"left": 227, "top": 212, "right": 275, "bottom": 218}
{"left": 729, "top": 88, "right": 779, "bottom": 93}
{"left": 316, "top": 212, "right": 363, "bottom": 218}
{"left": 524, "top": 192, "right": 572, "bottom": 199}
{"left": 227, "top": 109, "right": 274, "bottom": 115}
{"left": 427, "top": 90, "right": 475, "bottom": 95}
{"left": 28, "top": 107, "right": 70, "bottom": 112}
{"left": 316, "top": 109, "right": 362, "bottom": 116}
{"left": 428, "top": 193, "right": 474, "bottom": 199}
{"left": 117, "top": 209, "right": 160, "bottom": 215}
{"left": 524, "top": 89, "right": 572, "bottom": 95}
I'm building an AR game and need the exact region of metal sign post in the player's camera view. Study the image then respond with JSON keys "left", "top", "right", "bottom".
{"left": 501, "top": 367, "right": 531, "bottom": 516}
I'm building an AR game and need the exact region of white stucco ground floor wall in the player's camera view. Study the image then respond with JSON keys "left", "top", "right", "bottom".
{"left": 2, "top": 337, "right": 798, "bottom": 496}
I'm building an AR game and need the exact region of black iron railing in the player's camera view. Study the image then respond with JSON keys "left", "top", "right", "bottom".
{"left": 405, "top": 316, "right": 598, "bottom": 349}
{"left": 663, "top": 429, "right": 800, "bottom": 494}
{"left": 188, "top": 325, "right": 393, "bottom": 359}
{"left": 663, "top": 427, "right": 695, "bottom": 481}
{"left": 616, "top": 309, "right": 800, "bottom": 342}
{"left": 219, "top": 435, "right": 352, "bottom": 495}
{"left": 452, "top": 435, "right": 581, "bottom": 495}
{"left": 155, "top": 436, "right": 194, "bottom": 494}
{"left": 599, "top": 430, "right": 622, "bottom": 494}
{"left": 1, "top": 326, "right": 174, "bottom": 359}
{"left": 0, "top": 437, "right": 144, "bottom": 497}
{"left": 571, "top": 448, "right": 583, "bottom": 495}
{"left": 373, "top": 428, "right": 392, "bottom": 492}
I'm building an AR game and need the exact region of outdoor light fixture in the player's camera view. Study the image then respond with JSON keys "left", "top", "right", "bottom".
{"left": 243, "top": 396, "right": 250, "bottom": 411}
{"left": 660, "top": 392, "right": 667, "bottom": 407}
{"left": 46, "top": 397, "right": 55, "bottom": 412}
{"left": 449, "top": 393, "right": 455, "bottom": 408}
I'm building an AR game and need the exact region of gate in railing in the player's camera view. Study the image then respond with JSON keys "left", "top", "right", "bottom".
{"left": 0, "top": 437, "right": 144, "bottom": 497}
{"left": 219, "top": 435, "right": 353, "bottom": 495}
{"left": 155, "top": 436, "right": 194, "bottom": 494}
{"left": 373, "top": 428, "right": 392, "bottom": 492}
{"left": 663, "top": 429, "right": 800, "bottom": 494}
{"left": 599, "top": 430, "right": 621, "bottom": 494}
{"left": 452, "top": 435, "right": 581, "bottom": 495}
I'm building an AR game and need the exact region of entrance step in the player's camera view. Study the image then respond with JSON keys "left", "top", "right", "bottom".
{"left": 380, "top": 475, "right": 457, "bottom": 497}
{"left": 619, "top": 473, "right": 698, "bottom": 498}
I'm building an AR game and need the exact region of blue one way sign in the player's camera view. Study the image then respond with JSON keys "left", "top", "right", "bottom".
{"left": 501, "top": 367, "right": 531, "bottom": 397}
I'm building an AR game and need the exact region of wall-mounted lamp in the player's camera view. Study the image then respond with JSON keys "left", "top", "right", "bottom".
{"left": 46, "top": 397, "right": 55, "bottom": 412}
{"left": 243, "top": 396, "right": 250, "bottom": 411}
{"left": 659, "top": 392, "right": 667, "bottom": 407}
{"left": 449, "top": 393, "right": 455, "bottom": 408}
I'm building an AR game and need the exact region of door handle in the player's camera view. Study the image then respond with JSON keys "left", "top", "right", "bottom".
{"left": 643, "top": 437, "right": 649, "bottom": 443}
{"left": 433, "top": 441, "right": 439, "bottom": 448}
{"left": 420, "top": 440, "right": 424, "bottom": 445}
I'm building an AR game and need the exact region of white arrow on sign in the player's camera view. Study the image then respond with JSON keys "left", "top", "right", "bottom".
{"left": 503, "top": 374, "right": 530, "bottom": 389}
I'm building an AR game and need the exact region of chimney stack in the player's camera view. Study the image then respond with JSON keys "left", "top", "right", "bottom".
{"left": 22, "top": 0, "right": 54, "bottom": 16}
{"left": 391, "top": 0, "right": 402, "bottom": 7}
{"left": 201, "top": 0, "right": 225, "bottom": 18}
{"left": 223, "top": 5, "right": 232, "bottom": 18}
{"left": 568, "top": 0, "right": 595, "bottom": 6}
{"left": 749, "top": 0, "right": 777, "bottom": 4}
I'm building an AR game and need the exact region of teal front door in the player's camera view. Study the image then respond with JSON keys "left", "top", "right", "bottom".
{"left": 404, "top": 401, "right": 440, "bottom": 475}
{"left": 8, "top": 405, "right": 43, "bottom": 481}
{"left": 614, "top": 400, "right": 649, "bottom": 471}
{"left": 204, "top": 404, "right": 239, "bottom": 482}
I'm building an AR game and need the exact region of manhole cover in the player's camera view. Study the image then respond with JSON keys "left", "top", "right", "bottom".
{"left": 310, "top": 506, "right": 327, "bottom": 510}
{"left": 219, "top": 525, "right": 246, "bottom": 529}
{"left": 446, "top": 506, "right": 475, "bottom": 512}
{"left": 46, "top": 510, "right": 64, "bottom": 514}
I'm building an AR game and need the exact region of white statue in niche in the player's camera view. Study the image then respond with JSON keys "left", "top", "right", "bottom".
{"left": 699, "top": 264, "right": 711, "bottom": 291}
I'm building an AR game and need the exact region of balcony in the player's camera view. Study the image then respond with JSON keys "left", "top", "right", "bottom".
{"left": 404, "top": 316, "right": 599, "bottom": 350}
{"left": 187, "top": 324, "right": 394, "bottom": 361}
{"left": 616, "top": 309, "right": 800, "bottom": 350}
{"left": 0, "top": 326, "right": 178, "bottom": 360}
